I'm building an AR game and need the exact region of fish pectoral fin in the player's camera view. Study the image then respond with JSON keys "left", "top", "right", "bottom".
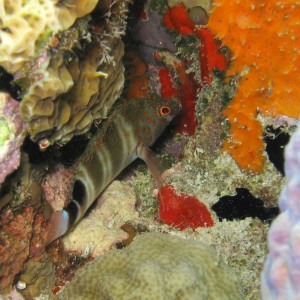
{"left": 136, "top": 144, "right": 166, "bottom": 187}
{"left": 46, "top": 210, "right": 69, "bottom": 246}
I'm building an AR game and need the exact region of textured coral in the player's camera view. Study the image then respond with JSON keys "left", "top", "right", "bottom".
{"left": 0, "top": 93, "right": 27, "bottom": 185}
{"left": 208, "top": 0, "right": 300, "bottom": 172}
{"left": 0, "top": 207, "right": 34, "bottom": 294}
{"left": 262, "top": 123, "right": 300, "bottom": 299}
{"left": 3, "top": 0, "right": 129, "bottom": 146}
{"left": 20, "top": 38, "right": 125, "bottom": 145}
{"left": 59, "top": 232, "right": 244, "bottom": 299}
{"left": 0, "top": 0, "right": 98, "bottom": 73}
{"left": 62, "top": 181, "right": 139, "bottom": 257}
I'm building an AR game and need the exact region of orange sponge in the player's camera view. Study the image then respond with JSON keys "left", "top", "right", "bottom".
{"left": 208, "top": 0, "right": 300, "bottom": 172}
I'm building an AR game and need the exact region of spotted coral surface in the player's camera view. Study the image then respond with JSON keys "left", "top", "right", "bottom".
{"left": 0, "top": 0, "right": 98, "bottom": 73}
{"left": 207, "top": 0, "right": 300, "bottom": 172}
{"left": 59, "top": 232, "right": 244, "bottom": 300}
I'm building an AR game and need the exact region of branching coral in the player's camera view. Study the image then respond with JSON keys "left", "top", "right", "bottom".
{"left": 207, "top": 0, "right": 300, "bottom": 172}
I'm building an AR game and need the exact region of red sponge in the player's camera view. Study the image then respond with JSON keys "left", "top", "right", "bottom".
{"left": 158, "top": 184, "right": 214, "bottom": 230}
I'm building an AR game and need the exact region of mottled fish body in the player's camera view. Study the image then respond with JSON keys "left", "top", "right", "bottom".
{"left": 47, "top": 94, "right": 181, "bottom": 244}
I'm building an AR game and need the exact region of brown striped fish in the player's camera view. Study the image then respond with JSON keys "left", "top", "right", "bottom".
{"left": 47, "top": 94, "right": 181, "bottom": 244}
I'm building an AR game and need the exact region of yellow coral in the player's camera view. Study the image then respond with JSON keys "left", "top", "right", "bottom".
{"left": 208, "top": 0, "right": 300, "bottom": 172}
{"left": 0, "top": 0, "right": 98, "bottom": 73}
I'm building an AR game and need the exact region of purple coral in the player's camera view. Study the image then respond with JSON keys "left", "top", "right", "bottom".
{"left": 0, "top": 93, "right": 27, "bottom": 184}
{"left": 262, "top": 124, "right": 300, "bottom": 299}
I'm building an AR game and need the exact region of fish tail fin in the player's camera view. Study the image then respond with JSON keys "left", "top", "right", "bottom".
{"left": 46, "top": 210, "right": 69, "bottom": 245}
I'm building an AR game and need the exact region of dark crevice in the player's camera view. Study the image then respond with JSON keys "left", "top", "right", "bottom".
{"left": 263, "top": 126, "right": 290, "bottom": 176}
{"left": 212, "top": 188, "right": 279, "bottom": 223}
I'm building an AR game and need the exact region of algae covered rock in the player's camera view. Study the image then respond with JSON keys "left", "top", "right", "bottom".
{"left": 59, "top": 232, "right": 244, "bottom": 300}
{"left": 63, "top": 180, "right": 139, "bottom": 257}
{"left": 0, "top": 92, "right": 27, "bottom": 185}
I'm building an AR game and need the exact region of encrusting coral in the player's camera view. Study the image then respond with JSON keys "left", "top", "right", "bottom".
{"left": 58, "top": 232, "right": 244, "bottom": 300}
{"left": 207, "top": 0, "right": 300, "bottom": 172}
{"left": 262, "top": 123, "right": 300, "bottom": 299}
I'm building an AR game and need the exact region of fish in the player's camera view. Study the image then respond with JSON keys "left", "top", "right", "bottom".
{"left": 47, "top": 93, "right": 181, "bottom": 244}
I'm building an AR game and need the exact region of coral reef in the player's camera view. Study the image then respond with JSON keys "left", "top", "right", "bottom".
{"left": 196, "top": 218, "right": 269, "bottom": 300}
{"left": 131, "top": 217, "right": 268, "bottom": 300}
{"left": 0, "top": 0, "right": 130, "bottom": 147}
{"left": 62, "top": 181, "right": 139, "bottom": 257}
{"left": 208, "top": 0, "right": 300, "bottom": 172}
{"left": 0, "top": 0, "right": 293, "bottom": 298}
{"left": 58, "top": 232, "right": 244, "bottom": 299}
{"left": 0, "top": 207, "right": 34, "bottom": 294}
{"left": 0, "top": 0, "right": 98, "bottom": 73}
{"left": 160, "top": 2, "right": 227, "bottom": 135}
{"left": 18, "top": 18, "right": 126, "bottom": 145}
{"left": 164, "top": 77, "right": 284, "bottom": 209}
{"left": 0, "top": 93, "right": 27, "bottom": 185}
{"left": 262, "top": 123, "right": 300, "bottom": 299}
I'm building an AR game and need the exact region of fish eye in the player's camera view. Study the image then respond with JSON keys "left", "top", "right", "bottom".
{"left": 189, "top": 6, "right": 209, "bottom": 25}
{"left": 159, "top": 106, "right": 171, "bottom": 116}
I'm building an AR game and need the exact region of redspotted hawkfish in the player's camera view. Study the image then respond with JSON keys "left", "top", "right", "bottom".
{"left": 47, "top": 94, "right": 181, "bottom": 244}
